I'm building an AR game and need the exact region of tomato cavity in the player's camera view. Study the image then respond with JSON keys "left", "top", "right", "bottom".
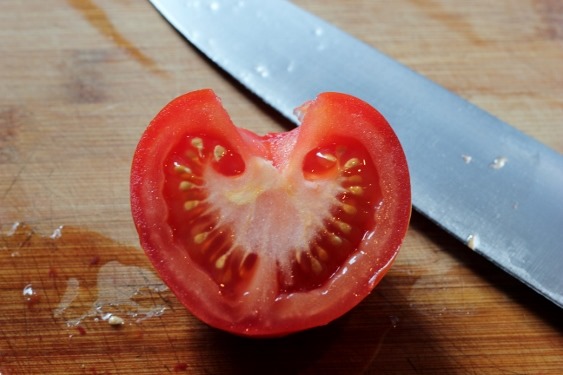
{"left": 163, "top": 133, "right": 382, "bottom": 297}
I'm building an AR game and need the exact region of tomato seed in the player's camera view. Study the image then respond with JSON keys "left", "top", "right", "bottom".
{"left": 107, "top": 315, "right": 125, "bottom": 326}
{"left": 215, "top": 253, "right": 228, "bottom": 269}
{"left": 333, "top": 219, "right": 352, "bottom": 234}
{"left": 190, "top": 137, "right": 203, "bottom": 151}
{"left": 343, "top": 158, "right": 360, "bottom": 170}
{"left": 316, "top": 151, "right": 337, "bottom": 162}
{"left": 310, "top": 257, "right": 323, "bottom": 274}
{"left": 179, "top": 181, "right": 193, "bottom": 191}
{"left": 183, "top": 200, "right": 199, "bottom": 211}
{"left": 328, "top": 233, "right": 343, "bottom": 246}
{"left": 341, "top": 203, "right": 357, "bottom": 215}
{"left": 174, "top": 163, "right": 192, "bottom": 175}
{"left": 315, "top": 246, "right": 329, "bottom": 262}
{"left": 314, "top": 151, "right": 338, "bottom": 169}
{"left": 348, "top": 186, "right": 363, "bottom": 196}
{"left": 193, "top": 232, "right": 208, "bottom": 244}
{"left": 213, "top": 145, "right": 227, "bottom": 161}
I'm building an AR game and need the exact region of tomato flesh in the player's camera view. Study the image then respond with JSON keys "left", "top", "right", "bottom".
{"left": 131, "top": 89, "right": 411, "bottom": 337}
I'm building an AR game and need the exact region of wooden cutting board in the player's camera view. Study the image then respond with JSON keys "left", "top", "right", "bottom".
{"left": 1, "top": 0, "right": 562, "bottom": 373}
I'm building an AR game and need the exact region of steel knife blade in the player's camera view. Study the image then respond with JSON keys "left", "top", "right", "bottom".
{"left": 148, "top": 0, "right": 563, "bottom": 307}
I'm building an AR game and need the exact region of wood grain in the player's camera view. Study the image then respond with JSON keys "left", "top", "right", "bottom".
{"left": 1, "top": 0, "right": 562, "bottom": 373}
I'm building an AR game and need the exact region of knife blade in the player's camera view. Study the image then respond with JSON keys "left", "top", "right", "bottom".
{"left": 148, "top": 0, "right": 563, "bottom": 308}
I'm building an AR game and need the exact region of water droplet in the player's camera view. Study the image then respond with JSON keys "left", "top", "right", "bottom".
{"left": 293, "top": 103, "right": 308, "bottom": 122}
{"left": 186, "top": 30, "right": 201, "bottom": 42}
{"left": 490, "top": 156, "right": 508, "bottom": 169}
{"left": 7, "top": 222, "right": 21, "bottom": 236}
{"left": 64, "top": 261, "right": 168, "bottom": 326}
{"left": 53, "top": 277, "right": 80, "bottom": 318}
{"left": 240, "top": 70, "right": 252, "bottom": 84}
{"left": 466, "top": 233, "right": 479, "bottom": 250}
{"left": 50, "top": 225, "right": 64, "bottom": 239}
{"left": 22, "top": 283, "right": 34, "bottom": 296}
{"left": 389, "top": 315, "right": 400, "bottom": 328}
{"left": 209, "top": 1, "right": 220, "bottom": 11}
{"left": 286, "top": 61, "right": 296, "bottom": 73}
{"left": 23, "top": 283, "right": 41, "bottom": 309}
{"left": 255, "top": 64, "right": 270, "bottom": 78}
{"left": 314, "top": 27, "right": 324, "bottom": 36}
{"left": 185, "top": 0, "right": 201, "bottom": 9}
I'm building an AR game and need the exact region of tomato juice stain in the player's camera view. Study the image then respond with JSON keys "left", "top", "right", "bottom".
{"left": 0, "top": 223, "right": 174, "bottom": 371}
{"left": 88, "top": 255, "right": 101, "bottom": 266}
{"left": 173, "top": 362, "right": 189, "bottom": 372}
{"left": 1, "top": 223, "right": 169, "bottom": 326}
{"left": 0, "top": 223, "right": 403, "bottom": 373}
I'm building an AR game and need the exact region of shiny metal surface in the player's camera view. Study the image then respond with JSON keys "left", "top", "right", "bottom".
{"left": 149, "top": 0, "right": 563, "bottom": 307}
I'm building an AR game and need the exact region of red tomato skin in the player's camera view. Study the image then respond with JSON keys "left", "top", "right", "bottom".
{"left": 130, "top": 89, "right": 411, "bottom": 337}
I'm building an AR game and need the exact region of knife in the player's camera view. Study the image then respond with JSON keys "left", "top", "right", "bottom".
{"left": 148, "top": 0, "right": 563, "bottom": 308}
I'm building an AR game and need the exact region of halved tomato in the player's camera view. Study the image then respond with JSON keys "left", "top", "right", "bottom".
{"left": 130, "top": 89, "right": 410, "bottom": 337}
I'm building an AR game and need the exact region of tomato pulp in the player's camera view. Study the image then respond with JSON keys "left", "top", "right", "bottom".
{"left": 130, "top": 89, "right": 411, "bottom": 337}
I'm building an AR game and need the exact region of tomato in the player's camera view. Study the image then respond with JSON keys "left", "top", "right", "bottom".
{"left": 130, "top": 89, "right": 410, "bottom": 337}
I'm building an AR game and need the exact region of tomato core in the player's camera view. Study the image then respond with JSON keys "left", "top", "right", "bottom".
{"left": 162, "top": 133, "right": 382, "bottom": 297}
